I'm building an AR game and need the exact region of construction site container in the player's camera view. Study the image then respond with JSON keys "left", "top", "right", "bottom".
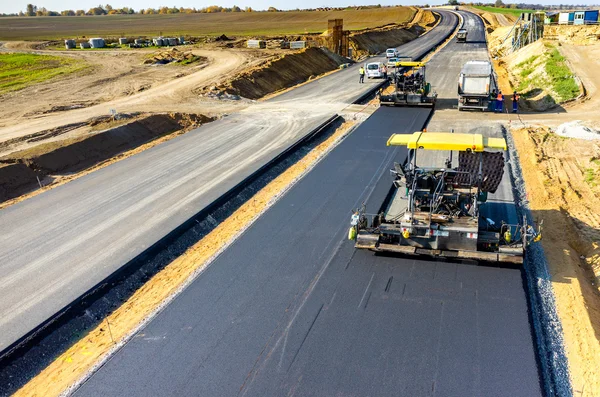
{"left": 80, "top": 42, "right": 91, "bottom": 49}
{"left": 290, "top": 41, "right": 306, "bottom": 49}
{"left": 118, "top": 38, "right": 128, "bottom": 45}
{"left": 574, "top": 11, "right": 585, "bottom": 25}
{"left": 569, "top": 12, "right": 575, "bottom": 23}
{"left": 558, "top": 12, "right": 571, "bottom": 24}
{"left": 584, "top": 10, "right": 599, "bottom": 24}
{"left": 153, "top": 38, "right": 164, "bottom": 46}
{"left": 247, "top": 40, "right": 266, "bottom": 49}
{"left": 167, "top": 38, "right": 178, "bottom": 46}
{"left": 179, "top": 36, "right": 185, "bottom": 45}
{"left": 134, "top": 39, "right": 144, "bottom": 45}
{"left": 89, "top": 38, "right": 105, "bottom": 48}
{"left": 64, "top": 39, "right": 76, "bottom": 49}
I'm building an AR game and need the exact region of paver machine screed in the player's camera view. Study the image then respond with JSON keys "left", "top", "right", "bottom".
{"left": 379, "top": 61, "right": 437, "bottom": 107}
{"left": 349, "top": 132, "right": 541, "bottom": 264}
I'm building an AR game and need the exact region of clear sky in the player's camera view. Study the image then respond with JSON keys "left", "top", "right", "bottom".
{"left": 1, "top": 1, "right": 598, "bottom": 14}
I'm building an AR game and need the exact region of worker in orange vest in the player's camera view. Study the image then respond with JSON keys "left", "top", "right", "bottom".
{"left": 512, "top": 91, "right": 520, "bottom": 113}
{"left": 495, "top": 91, "right": 503, "bottom": 113}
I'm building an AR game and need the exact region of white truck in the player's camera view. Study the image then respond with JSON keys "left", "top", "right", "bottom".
{"left": 458, "top": 60, "right": 496, "bottom": 111}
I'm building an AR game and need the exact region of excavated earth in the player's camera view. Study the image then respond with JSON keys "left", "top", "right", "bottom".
{"left": 0, "top": 113, "right": 213, "bottom": 203}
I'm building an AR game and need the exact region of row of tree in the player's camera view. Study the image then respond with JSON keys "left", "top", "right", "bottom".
{"left": 0, "top": 3, "right": 406, "bottom": 17}
{"left": 5, "top": 3, "right": 280, "bottom": 17}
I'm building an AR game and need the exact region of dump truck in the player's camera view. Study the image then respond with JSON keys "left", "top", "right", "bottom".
{"left": 379, "top": 61, "right": 437, "bottom": 107}
{"left": 349, "top": 131, "right": 541, "bottom": 264}
{"left": 456, "top": 29, "right": 468, "bottom": 43}
{"left": 458, "top": 61, "right": 495, "bottom": 111}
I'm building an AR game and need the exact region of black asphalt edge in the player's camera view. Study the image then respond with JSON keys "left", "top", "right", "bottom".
{"left": 502, "top": 125, "right": 573, "bottom": 397}
{"left": 0, "top": 114, "right": 339, "bottom": 365}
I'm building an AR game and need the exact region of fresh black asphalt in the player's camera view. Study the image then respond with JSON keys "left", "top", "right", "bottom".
{"left": 75, "top": 105, "right": 542, "bottom": 396}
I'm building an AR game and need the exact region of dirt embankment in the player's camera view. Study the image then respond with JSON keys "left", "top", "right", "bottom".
{"left": 500, "top": 40, "right": 581, "bottom": 111}
{"left": 512, "top": 126, "right": 600, "bottom": 397}
{"left": 348, "top": 9, "right": 437, "bottom": 58}
{"left": 349, "top": 25, "right": 423, "bottom": 58}
{"left": 544, "top": 24, "right": 600, "bottom": 45}
{"left": 219, "top": 47, "right": 346, "bottom": 100}
{"left": 0, "top": 113, "right": 213, "bottom": 203}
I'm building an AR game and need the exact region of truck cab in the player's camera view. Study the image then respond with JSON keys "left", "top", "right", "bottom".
{"left": 456, "top": 29, "right": 468, "bottom": 43}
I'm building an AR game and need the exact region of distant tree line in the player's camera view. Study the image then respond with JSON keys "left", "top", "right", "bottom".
{"left": 0, "top": 3, "right": 401, "bottom": 17}
{"left": 0, "top": 3, "right": 270, "bottom": 17}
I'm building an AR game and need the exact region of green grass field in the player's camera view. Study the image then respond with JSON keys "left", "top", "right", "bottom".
{"left": 0, "top": 53, "right": 86, "bottom": 93}
{"left": 545, "top": 47, "right": 580, "bottom": 101}
{"left": 516, "top": 44, "right": 579, "bottom": 102}
{"left": 0, "top": 7, "right": 416, "bottom": 40}
{"left": 472, "top": 6, "right": 536, "bottom": 17}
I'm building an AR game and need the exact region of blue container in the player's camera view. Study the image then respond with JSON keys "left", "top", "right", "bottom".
{"left": 584, "top": 10, "right": 599, "bottom": 24}
{"left": 568, "top": 12, "right": 575, "bottom": 22}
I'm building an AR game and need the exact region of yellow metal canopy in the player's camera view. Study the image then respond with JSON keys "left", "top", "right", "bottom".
{"left": 394, "top": 61, "right": 426, "bottom": 68}
{"left": 386, "top": 132, "right": 507, "bottom": 152}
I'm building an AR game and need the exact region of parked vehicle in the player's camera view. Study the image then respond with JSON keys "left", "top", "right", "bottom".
{"left": 365, "top": 62, "right": 384, "bottom": 79}
{"left": 386, "top": 48, "right": 399, "bottom": 58}
{"left": 387, "top": 57, "right": 398, "bottom": 69}
{"left": 458, "top": 60, "right": 496, "bottom": 111}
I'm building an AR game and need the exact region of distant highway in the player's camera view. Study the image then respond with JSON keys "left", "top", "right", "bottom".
{"left": 0, "top": 12, "right": 457, "bottom": 354}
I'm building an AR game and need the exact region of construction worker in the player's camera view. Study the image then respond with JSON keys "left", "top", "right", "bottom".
{"left": 489, "top": 89, "right": 497, "bottom": 112}
{"left": 359, "top": 66, "right": 365, "bottom": 84}
{"left": 495, "top": 90, "right": 504, "bottom": 113}
{"left": 512, "top": 91, "right": 520, "bottom": 113}
{"left": 382, "top": 64, "right": 388, "bottom": 80}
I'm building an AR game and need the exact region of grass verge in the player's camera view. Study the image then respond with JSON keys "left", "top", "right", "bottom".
{"left": 513, "top": 44, "right": 579, "bottom": 103}
{"left": 0, "top": 53, "right": 86, "bottom": 94}
{"left": 472, "top": 5, "right": 536, "bottom": 17}
{"left": 545, "top": 47, "right": 580, "bottom": 101}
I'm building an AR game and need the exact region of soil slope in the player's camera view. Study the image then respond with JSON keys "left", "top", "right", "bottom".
{"left": 222, "top": 48, "right": 344, "bottom": 100}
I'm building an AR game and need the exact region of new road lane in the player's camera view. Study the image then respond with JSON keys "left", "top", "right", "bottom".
{"left": 75, "top": 107, "right": 541, "bottom": 397}
{"left": 0, "top": 11, "right": 458, "bottom": 354}
{"left": 76, "top": 11, "right": 541, "bottom": 396}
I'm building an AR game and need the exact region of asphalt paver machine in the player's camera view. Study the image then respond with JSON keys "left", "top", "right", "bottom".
{"left": 379, "top": 61, "right": 437, "bottom": 107}
{"left": 349, "top": 132, "right": 541, "bottom": 264}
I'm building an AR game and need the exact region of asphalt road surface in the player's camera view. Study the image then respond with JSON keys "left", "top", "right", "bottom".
{"left": 75, "top": 107, "right": 541, "bottom": 396}
{"left": 0, "top": 12, "right": 457, "bottom": 354}
{"left": 74, "top": 13, "right": 542, "bottom": 396}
